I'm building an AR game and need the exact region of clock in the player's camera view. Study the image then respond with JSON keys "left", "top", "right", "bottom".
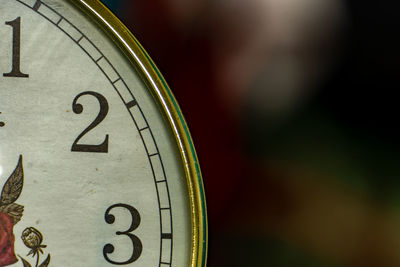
{"left": 0, "top": 0, "right": 207, "bottom": 267}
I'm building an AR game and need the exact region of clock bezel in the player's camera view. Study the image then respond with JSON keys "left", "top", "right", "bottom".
{"left": 67, "top": 0, "right": 208, "bottom": 266}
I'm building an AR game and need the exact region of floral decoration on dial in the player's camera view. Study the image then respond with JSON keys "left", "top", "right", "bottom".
{"left": 20, "top": 227, "right": 50, "bottom": 267}
{"left": 0, "top": 156, "right": 50, "bottom": 267}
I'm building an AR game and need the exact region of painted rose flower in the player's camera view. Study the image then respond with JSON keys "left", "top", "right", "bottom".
{"left": 0, "top": 212, "right": 18, "bottom": 267}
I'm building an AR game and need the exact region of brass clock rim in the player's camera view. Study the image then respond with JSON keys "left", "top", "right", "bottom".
{"left": 68, "top": 0, "right": 208, "bottom": 266}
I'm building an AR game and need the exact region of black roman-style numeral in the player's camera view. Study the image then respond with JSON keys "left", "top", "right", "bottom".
{"left": 3, "top": 17, "right": 29, "bottom": 78}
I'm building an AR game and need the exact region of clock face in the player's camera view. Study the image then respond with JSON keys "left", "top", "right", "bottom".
{"left": 0, "top": 0, "right": 205, "bottom": 266}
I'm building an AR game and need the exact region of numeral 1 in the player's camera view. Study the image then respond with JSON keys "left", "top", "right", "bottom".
{"left": 4, "top": 17, "right": 29, "bottom": 78}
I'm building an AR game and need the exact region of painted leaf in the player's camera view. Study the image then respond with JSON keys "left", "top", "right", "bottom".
{"left": 0, "top": 155, "right": 23, "bottom": 206}
{"left": 0, "top": 203, "right": 24, "bottom": 224}
{"left": 19, "top": 256, "right": 32, "bottom": 267}
{"left": 39, "top": 254, "right": 50, "bottom": 267}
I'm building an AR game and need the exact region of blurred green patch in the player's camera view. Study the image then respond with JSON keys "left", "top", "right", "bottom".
{"left": 244, "top": 105, "right": 400, "bottom": 212}
{"left": 210, "top": 232, "right": 340, "bottom": 267}
{"left": 100, "top": 0, "right": 123, "bottom": 13}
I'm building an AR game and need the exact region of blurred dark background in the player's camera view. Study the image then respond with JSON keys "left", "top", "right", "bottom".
{"left": 101, "top": 1, "right": 400, "bottom": 266}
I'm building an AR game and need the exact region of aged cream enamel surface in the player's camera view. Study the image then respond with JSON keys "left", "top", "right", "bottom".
{"left": 0, "top": 0, "right": 191, "bottom": 266}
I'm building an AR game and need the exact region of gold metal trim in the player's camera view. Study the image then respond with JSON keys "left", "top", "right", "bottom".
{"left": 68, "top": 0, "right": 208, "bottom": 266}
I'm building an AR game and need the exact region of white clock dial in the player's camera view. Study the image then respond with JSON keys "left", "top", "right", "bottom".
{"left": 0, "top": 1, "right": 205, "bottom": 266}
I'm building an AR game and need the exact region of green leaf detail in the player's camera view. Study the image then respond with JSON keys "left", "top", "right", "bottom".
{"left": 39, "top": 254, "right": 50, "bottom": 267}
{"left": 0, "top": 155, "right": 24, "bottom": 206}
{"left": 0, "top": 203, "right": 24, "bottom": 224}
{"left": 19, "top": 256, "right": 32, "bottom": 267}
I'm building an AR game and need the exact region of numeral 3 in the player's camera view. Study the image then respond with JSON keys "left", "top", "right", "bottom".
{"left": 104, "top": 204, "right": 143, "bottom": 265}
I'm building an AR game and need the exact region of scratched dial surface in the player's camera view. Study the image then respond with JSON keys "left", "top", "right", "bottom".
{"left": 0, "top": 0, "right": 191, "bottom": 266}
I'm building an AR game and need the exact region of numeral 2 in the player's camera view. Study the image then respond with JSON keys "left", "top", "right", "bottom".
{"left": 3, "top": 17, "right": 29, "bottom": 78}
{"left": 71, "top": 91, "right": 109, "bottom": 153}
{"left": 104, "top": 204, "right": 143, "bottom": 265}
